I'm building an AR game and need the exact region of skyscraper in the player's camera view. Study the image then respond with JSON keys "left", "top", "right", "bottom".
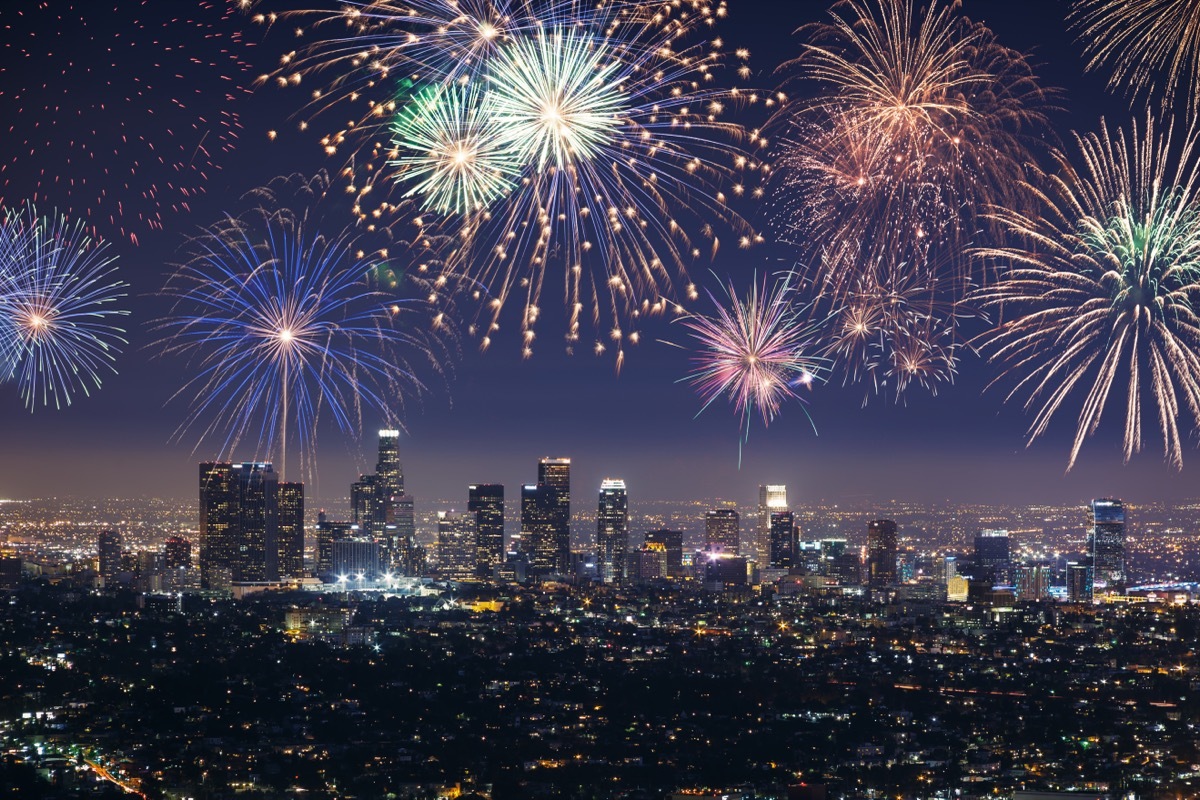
{"left": 705, "top": 507, "right": 740, "bottom": 552}
{"left": 469, "top": 484, "right": 505, "bottom": 577}
{"left": 756, "top": 485, "right": 787, "bottom": 564}
{"left": 277, "top": 482, "right": 305, "bottom": 579}
{"left": 769, "top": 510, "right": 797, "bottom": 568}
{"left": 437, "top": 511, "right": 478, "bottom": 582}
{"left": 199, "top": 462, "right": 299, "bottom": 588}
{"left": 522, "top": 484, "right": 567, "bottom": 576}
{"left": 973, "top": 530, "right": 1011, "bottom": 585}
{"left": 597, "top": 479, "right": 629, "bottom": 584}
{"left": 98, "top": 530, "right": 123, "bottom": 587}
{"left": 352, "top": 431, "right": 416, "bottom": 574}
{"left": 866, "top": 519, "right": 898, "bottom": 587}
{"left": 1090, "top": 498, "right": 1126, "bottom": 591}
{"left": 538, "top": 457, "right": 571, "bottom": 551}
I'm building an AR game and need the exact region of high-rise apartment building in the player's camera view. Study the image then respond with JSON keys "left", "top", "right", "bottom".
{"left": 469, "top": 484, "right": 505, "bottom": 577}
{"left": 974, "top": 530, "right": 1011, "bottom": 585}
{"left": 755, "top": 485, "right": 787, "bottom": 564}
{"left": 597, "top": 479, "right": 629, "bottom": 584}
{"left": 1014, "top": 564, "right": 1050, "bottom": 601}
{"left": 769, "top": 510, "right": 797, "bottom": 568}
{"left": 1090, "top": 498, "right": 1125, "bottom": 591}
{"left": 98, "top": 530, "right": 123, "bottom": 587}
{"left": 705, "top": 507, "right": 740, "bottom": 552}
{"left": 866, "top": 519, "right": 898, "bottom": 586}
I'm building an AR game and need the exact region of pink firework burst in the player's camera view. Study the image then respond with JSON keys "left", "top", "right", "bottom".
{"left": 677, "top": 272, "right": 827, "bottom": 444}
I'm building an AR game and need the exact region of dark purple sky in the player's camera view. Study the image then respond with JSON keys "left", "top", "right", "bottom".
{"left": 1, "top": 0, "right": 1197, "bottom": 508}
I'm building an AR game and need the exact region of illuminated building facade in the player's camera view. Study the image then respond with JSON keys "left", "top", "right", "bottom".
{"left": 98, "top": 530, "right": 123, "bottom": 587}
{"left": 437, "top": 511, "right": 477, "bottom": 582}
{"left": 755, "top": 485, "right": 787, "bottom": 564}
{"left": 200, "top": 462, "right": 296, "bottom": 589}
{"left": 974, "top": 529, "right": 1011, "bottom": 585}
{"left": 597, "top": 479, "right": 629, "bottom": 584}
{"left": 705, "top": 507, "right": 740, "bottom": 552}
{"left": 469, "top": 484, "right": 505, "bottom": 577}
{"left": 769, "top": 510, "right": 797, "bottom": 568}
{"left": 1090, "top": 498, "right": 1126, "bottom": 591}
{"left": 644, "top": 529, "right": 683, "bottom": 578}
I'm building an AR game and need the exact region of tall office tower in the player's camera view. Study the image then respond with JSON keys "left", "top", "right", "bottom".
{"left": 596, "top": 479, "right": 629, "bottom": 583}
{"left": 1067, "top": 562, "right": 1094, "bottom": 602}
{"left": 521, "top": 484, "right": 565, "bottom": 575}
{"left": 1090, "top": 498, "right": 1126, "bottom": 591}
{"left": 769, "top": 510, "right": 797, "bottom": 568}
{"left": 1014, "top": 565, "right": 1050, "bottom": 601}
{"left": 163, "top": 536, "right": 192, "bottom": 569}
{"left": 469, "top": 484, "right": 505, "bottom": 576}
{"left": 866, "top": 519, "right": 899, "bottom": 586}
{"left": 437, "top": 511, "right": 478, "bottom": 582}
{"left": 199, "top": 462, "right": 280, "bottom": 588}
{"left": 351, "top": 431, "right": 416, "bottom": 573}
{"left": 705, "top": 507, "right": 740, "bottom": 552}
{"left": 350, "top": 474, "right": 380, "bottom": 534}
{"left": 755, "top": 485, "right": 787, "bottom": 564}
{"left": 974, "top": 530, "right": 1011, "bottom": 585}
{"left": 538, "top": 457, "right": 571, "bottom": 550}
{"left": 644, "top": 529, "right": 683, "bottom": 578}
{"left": 98, "top": 530, "right": 123, "bottom": 587}
{"left": 277, "top": 482, "right": 305, "bottom": 578}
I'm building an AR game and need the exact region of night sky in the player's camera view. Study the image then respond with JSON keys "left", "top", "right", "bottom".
{"left": 1, "top": 0, "right": 1196, "bottom": 509}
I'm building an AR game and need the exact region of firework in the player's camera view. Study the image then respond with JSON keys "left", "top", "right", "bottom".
{"left": 973, "top": 114, "right": 1200, "bottom": 470}
{"left": 0, "top": 1, "right": 252, "bottom": 243}
{"left": 676, "top": 271, "right": 826, "bottom": 443}
{"left": 774, "top": 0, "right": 1051, "bottom": 287}
{"left": 388, "top": 83, "right": 519, "bottom": 215}
{"left": 258, "top": 0, "right": 769, "bottom": 360}
{"left": 161, "top": 203, "right": 437, "bottom": 479}
{"left": 821, "top": 255, "right": 967, "bottom": 403}
{"left": 1070, "top": 0, "right": 1200, "bottom": 114}
{"left": 0, "top": 205, "right": 128, "bottom": 410}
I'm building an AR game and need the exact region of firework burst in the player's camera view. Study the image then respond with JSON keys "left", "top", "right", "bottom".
{"left": 973, "top": 114, "right": 1200, "bottom": 470}
{"left": 676, "top": 271, "right": 827, "bottom": 446}
{"left": 773, "top": 0, "right": 1052, "bottom": 291}
{"left": 0, "top": 1, "right": 252, "bottom": 243}
{"left": 257, "top": 0, "right": 771, "bottom": 362}
{"left": 0, "top": 205, "right": 129, "bottom": 410}
{"left": 822, "top": 259, "right": 966, "bottom": 404}
{"left": 161, "top": 202, "right": 439, "bottom": 479}
{"left": 1070, "top": 0, "right": 1200, "bottom": 114}
{"left": 388, "top": 83, "right": 520, "bottom": 215}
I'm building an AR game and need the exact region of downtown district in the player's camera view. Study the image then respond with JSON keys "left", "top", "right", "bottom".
{"left": 1, "top": 431, "right": 1199, "bottom": 800}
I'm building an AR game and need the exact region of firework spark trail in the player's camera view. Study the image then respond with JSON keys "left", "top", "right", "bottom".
{"left": 675, "top": 271, "right": 827, "bottom": 451}
{"left": 0, "top": 1, "right": 252, "bottom": 243}
{"left": 1071, "top": 0, "right": 1200, "bottom": 114}
{"left": 256, "top": 0, "right": 771, "bottom": 362}
{"left": 160, "top": 202, "right": 437, "bottom": 480}
{"left": 973, "top": 113, "right": 1200, "bottom": 470}
{"left": 0, "top": 205, "right": 128, "bottom": 410}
